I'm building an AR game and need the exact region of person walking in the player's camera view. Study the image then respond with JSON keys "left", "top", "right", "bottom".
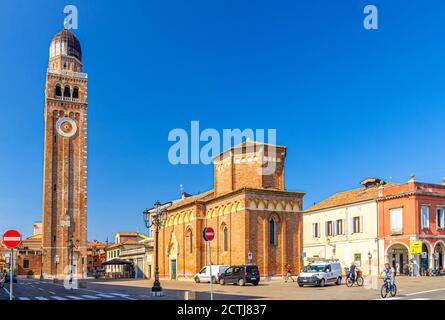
{"left": 285, "top": 264, "right": 295, "bottom": 282}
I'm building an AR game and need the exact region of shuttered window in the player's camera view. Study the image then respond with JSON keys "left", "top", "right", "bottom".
{"left": 390, "top": 208, "right": 403, "bottom": 234}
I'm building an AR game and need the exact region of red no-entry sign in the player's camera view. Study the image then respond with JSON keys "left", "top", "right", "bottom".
{"left": 203, "top": 227, "right": 215, "bottom": 241}
{"left": 2, "top": 230, "right": 22, "bottom": 249}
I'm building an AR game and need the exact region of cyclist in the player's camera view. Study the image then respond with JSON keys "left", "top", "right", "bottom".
{"left": 382, "top": 263, "right": 396, "bottom": 294}
{"left": 348, "top": 262, "right": 357, "bottom": 282}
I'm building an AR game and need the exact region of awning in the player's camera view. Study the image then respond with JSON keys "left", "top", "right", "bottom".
{"left": 101, "top": 259, "right": 133, "bottom": 266}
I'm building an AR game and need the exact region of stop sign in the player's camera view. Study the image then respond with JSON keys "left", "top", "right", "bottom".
{"left": 2, "top": 230, "right": 22, "bottom": 249}
{"left": 203, "top": 227, "right": 215, "bottom": 241}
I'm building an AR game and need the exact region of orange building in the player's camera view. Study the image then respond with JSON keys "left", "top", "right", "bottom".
{"left": 378, "top": 176, "right": 445, "bottom": 275}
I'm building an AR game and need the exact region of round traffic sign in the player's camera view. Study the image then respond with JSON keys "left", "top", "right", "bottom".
{"left": 2, "top": 230, "right": 22, "bottom": 249}
{"left": 203, "top": 227, "right": 215, "bottom": 241}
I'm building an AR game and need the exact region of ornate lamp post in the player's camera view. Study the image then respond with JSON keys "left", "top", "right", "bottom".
{"left": 368, "top": 251, "right": 373, "bottom": 275}
{"left": 39, "top": 249, "right": 46, "bottom": 281}
{"left": 143, "top": 200, "right": 171, "bottom": 297}
{"left": 67, "top": 238, "right": 80, "bottom": 283}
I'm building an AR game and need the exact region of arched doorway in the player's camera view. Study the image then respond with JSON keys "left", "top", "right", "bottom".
{"left": 420, "top": 243, "right": 430, "bottom": 273}
{"left": 386, "top": 243, "right": 409, "bottom": 275}
{"left": 434, "top": 242, "right": 444, "bottom": 270}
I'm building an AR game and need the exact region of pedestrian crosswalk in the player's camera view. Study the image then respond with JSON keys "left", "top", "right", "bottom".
{"left": 15, "top": 292, "right": 134, "bottom": 301}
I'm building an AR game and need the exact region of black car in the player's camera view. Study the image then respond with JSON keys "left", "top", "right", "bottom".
{"left": 218, "top": 264, "right": 260, "bottom": 286}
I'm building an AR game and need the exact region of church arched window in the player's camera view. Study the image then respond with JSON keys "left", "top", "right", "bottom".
{"left": 223, "top": 225, "right": 229, "bottom": 252}
{"left": 187, "top": 228, "right": 193, "bottom": 254}
{"left": 55, "top": 84, "right": 62, "bottom": 97}
{"left": 269, "top": 218, "right": 277, "bottom": 246}
{"left": 63, "top": 85, "right": 71, "bottom": 98}
{"left": 72, "top": 87, "right": 79, "bottom": 99}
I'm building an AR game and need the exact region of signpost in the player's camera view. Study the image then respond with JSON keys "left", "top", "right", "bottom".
{"left": 203, "top": 227, "right": 215, "bottom": 300}
{"left": 3, "top": 230, "right": 22, "bottom": 300}
{"left": 410, "top": 240, "right": 422, "bottom": 255}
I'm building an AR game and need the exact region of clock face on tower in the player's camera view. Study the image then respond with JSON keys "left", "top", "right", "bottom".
{"left": 55, "top": 117, "right": 78, "bottom": 138}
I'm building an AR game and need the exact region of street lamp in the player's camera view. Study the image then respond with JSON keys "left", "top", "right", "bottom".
{"left": 143, "top": 200, "right": 171, "bottom": 297}
{"left": 39, "top": 249, "right": 46, "bottom": 281}
{"left": 67, "top": 238, "right": 80, "bottom": 283}
{"left": 368, "top": 251, "right": 373, "bottom": 275}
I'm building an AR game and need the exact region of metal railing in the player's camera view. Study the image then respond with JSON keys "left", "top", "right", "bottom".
{"left": 54, "top": 96, "right": 81, "bottom": 102}
{"left": 47, "top": 68, "right": 88, "bottom": 79}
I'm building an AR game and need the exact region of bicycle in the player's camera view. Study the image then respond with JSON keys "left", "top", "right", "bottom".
{"left": 345, "top": 270, "right": 364, "bottom": 287}
{"left": 380, "top": 277, "right": 397, "bottom": 298}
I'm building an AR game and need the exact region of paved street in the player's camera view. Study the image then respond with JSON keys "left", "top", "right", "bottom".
{"left": 3, "top": 276, "right": 445, "bottom": 300}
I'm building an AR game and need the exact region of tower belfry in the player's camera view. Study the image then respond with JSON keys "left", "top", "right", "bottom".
{"left": 41, "top": 28, "right": 88, "bottom": 278}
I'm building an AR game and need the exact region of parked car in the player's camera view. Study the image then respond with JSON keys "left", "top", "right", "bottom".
{"left": 297, "top": 262, "right": 342, "bottom": 287}
{"left": 194, "top": 265, "right": 229, "bottom": 284}
{"left": 5, "top": 273, "right": 17, "bottom": 283}
{"left": 218, "top": 264, "right": 260, "bottom": 286}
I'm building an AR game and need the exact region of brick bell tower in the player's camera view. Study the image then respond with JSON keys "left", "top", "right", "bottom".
{"left": 41, "top": 28, "right": 88, "bottom": 278}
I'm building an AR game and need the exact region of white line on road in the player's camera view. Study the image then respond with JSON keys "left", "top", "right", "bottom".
{"left": 18, "top": 297, "right": 31, "bottom": 300}
{"left": 405, "top": 288, "right": 445, "bottom": 296}
{"left": 52, "top": 296, "right": 68, "bottom": 300}
{"left": 36, "top": 297, "right": 49, "bottom": 300}
{"left": 108, "top": 292, "right": 130, "bottom": 297}
{"left": 81, "top": 294, "right": 99, "bottom": 299}
{"left": 3, "top": 287, "right": 13, "bottom": 299}
{"left": 96, "top": 294, "right": 115, "bottom": 298}
{"left": 49, "top": 291, "right": 56, "bottom": 295}
{"left": 66, "top": 295, "right": 84, "bottom": 300}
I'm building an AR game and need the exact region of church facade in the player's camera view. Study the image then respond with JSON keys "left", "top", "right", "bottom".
{"left": 156, "top": 141, "right": 304, "bottom": 279}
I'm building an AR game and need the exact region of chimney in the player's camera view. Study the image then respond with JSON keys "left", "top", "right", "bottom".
{"left": 442, "top": 177, "right": 445, "bottom": 186}
{"left": 409, "top": 173, "right": 416, "bottom": 183}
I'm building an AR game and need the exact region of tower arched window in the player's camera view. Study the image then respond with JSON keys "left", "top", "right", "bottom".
{"left": 55, "top": 84, "right": 62, "bottom": 97}
{"left": 187, "top": 229, "right": 193, "bottom": 254}
{"left": 223, "top": 226, "right": 229, "bottom": 252}
{"left": 269, "top": 218, "right": 277, "bottom": 246}
{"left": 72, "top": 87, "right": 79, "bottom": 99}
{"left": 63, "top": 86, "right": 71, "bottom": 98}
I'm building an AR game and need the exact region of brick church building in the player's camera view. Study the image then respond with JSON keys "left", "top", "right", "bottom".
{"left": 156, "top": 141, "right": 305, "bottom": 279}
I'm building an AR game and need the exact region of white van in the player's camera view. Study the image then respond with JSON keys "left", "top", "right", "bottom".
{"left": 194, "top": 265, "right": 229, "bottom": 284}
{"left": 297, "top": 262, "right": 342, "bottom": 287}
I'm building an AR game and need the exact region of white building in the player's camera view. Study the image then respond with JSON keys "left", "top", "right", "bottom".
{"left": 304, "top": 178, "right": 396, "bottom": 275}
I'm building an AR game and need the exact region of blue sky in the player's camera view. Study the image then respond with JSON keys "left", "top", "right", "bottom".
{"left": 0, "top": 0, "right": 444, "bottom": 241}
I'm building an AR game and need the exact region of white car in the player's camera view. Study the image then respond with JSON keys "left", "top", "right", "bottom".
{"left": 297, "top": 262, "right": 342, "bottom": 287}
{"left": 194, "top": 265, "right": 229, "bottom": 284}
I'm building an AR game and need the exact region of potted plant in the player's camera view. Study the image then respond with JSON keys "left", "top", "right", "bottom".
{"left": 27, "top": 270, "right": 34, "bottom": 279}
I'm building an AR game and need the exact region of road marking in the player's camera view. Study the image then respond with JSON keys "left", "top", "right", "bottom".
{"left": 405, "top": 288, "right": 445, "bottom": 296}
{"left": 49, "top": 291, "right": 56, "bottom": 295}
{"left": 410, "top": 298, "right": 430, "bottom": 300}
{"left": 36, "top": 297, "right": 49, "bottom": 300}
{"left": 19, "top": 297, "right": 31, "bottom": 300}
{"left": 52, "top": 296, "right": 68, "bottom": 300}
{"left": 3, "top": 287, "right": 13, "bottom": 299}
{"left": 81, "top": 294, "right": 99, "bottom": 299}
{"left": 96, "top": 294, "right": 115, "bottom": 298}
{"left": 66, "top": 295, "right": 84, "bottom": 300}
{"left": 108, "top": 292, "right": 130, "bottom": 297}
{"left": 38, "top": 288, "right": 44, "bottom": 291}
